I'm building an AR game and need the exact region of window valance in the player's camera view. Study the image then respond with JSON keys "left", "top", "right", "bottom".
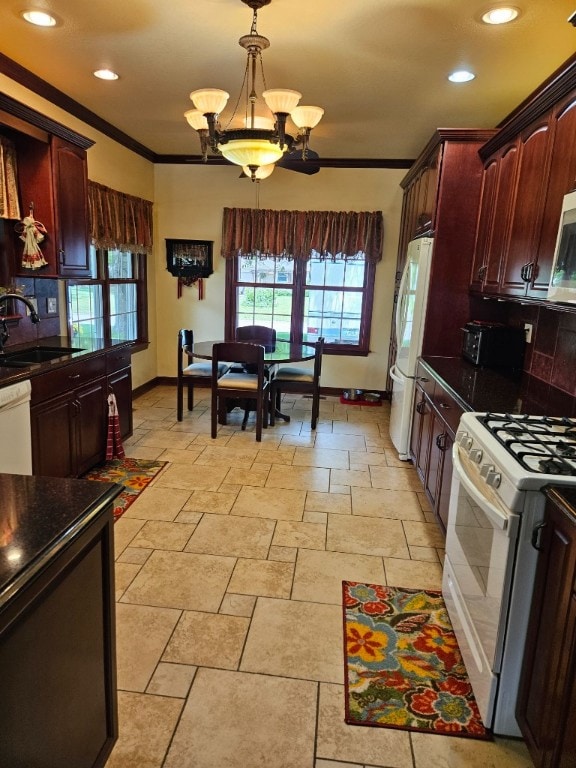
{"left": 221, "top": 207, "right": 384, "bottom": 263}
{"left": 0, "top": 136, "right": 21, "bottom": 220}
{"left": 88, "top": 180, "right": 153, "bottom": 255}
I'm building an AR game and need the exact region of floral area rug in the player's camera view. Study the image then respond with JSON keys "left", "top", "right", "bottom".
{"left": 83, "top": 458, "right": 167, "bottom": 521}
{"left": 343, "top": 582, "right": 490, "bottom": 739}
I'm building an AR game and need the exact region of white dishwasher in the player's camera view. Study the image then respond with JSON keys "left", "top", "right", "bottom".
{"left": 0, "top": 380, "right": 32, "bottom": 475}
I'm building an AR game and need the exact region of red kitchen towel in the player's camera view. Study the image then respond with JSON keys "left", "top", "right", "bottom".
{"left": 106, "top": 392, "right": 125, "bottom": 460}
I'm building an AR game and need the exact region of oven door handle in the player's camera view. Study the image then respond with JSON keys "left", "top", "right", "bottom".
{"left": 452, "top": 445, "right": 511, "bottom": 533}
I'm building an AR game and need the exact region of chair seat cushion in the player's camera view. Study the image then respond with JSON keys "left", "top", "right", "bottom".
{"left": 218, "top": 372, "right": 260, "bottom": 390}
{"left": 184, "top": 362, "right": 229, "bottom": 377}
{"left": 274, "top": 366, "right": 314, "bottom": 383}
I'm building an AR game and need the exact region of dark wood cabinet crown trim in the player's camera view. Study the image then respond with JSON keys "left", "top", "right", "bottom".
{"left": 0, "top": 91, "right": 94, "bottom": 150}
{"left": 480, "top": 53, "right": 576, "bottom": 159}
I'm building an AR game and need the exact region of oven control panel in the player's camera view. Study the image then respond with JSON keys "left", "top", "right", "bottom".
{"left": 457, "top": 430, "right": 502, "bottom": 489}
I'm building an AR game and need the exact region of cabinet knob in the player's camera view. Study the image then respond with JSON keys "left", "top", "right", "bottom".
{"left": 438, "top": 402, "right": 450, "bottom": 410}
{"left": 68, "top": 373, "right": 80, "bottom": 380}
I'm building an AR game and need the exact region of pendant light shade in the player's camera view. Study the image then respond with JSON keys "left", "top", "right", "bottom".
{"left": 219, "top": 138, "right": 285, "bottom": 167}
{"left": 184, "top": 109, "right": 209, "bottom": 130}
{"left": 190, "top": 88, "right": 230, "bottom": 115}
{"left": 262, "top": 89, "right": 301, "bottom": 114}
{"left": 291, "top": 105, "right": 324, "bottom": 130}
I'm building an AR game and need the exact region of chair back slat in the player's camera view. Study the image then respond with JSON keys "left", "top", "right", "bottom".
{"left": 235, "top": 325, "right": 276, "bottom": 351}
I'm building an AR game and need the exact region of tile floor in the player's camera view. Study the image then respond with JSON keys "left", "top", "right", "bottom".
{"left": 105, "top": 385, "right": 533, "bottom": 768}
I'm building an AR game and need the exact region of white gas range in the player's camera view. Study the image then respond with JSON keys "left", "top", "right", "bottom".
{"left": 442, "top": 411, "right": 576, "bottom": 737}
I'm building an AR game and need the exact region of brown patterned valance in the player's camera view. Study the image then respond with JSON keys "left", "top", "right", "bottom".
{"left": 0, "top": 136, "right": 21, "bottom": 220}
{"left": 221, "top": 207, "right": 384, "bottom": 262}
{"left": 88, "top": 180, "right": 153, "bottom": 254}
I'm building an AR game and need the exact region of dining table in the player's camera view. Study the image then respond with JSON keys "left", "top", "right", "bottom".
{"left": 192, "top": 339, "right": 316, "bottom": 423}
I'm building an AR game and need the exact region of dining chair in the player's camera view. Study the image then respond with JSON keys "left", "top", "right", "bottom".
{"left": 235, "top": 325, "right": 276, "bottom": 350}
{"left": 211, "top": 342, "right": 270, "bottom": 441}
{"left": 269, "top": 337, "right": 325, "bottom": 429}
{"left": 177, "top": 329, "right": 230, "bottom": 421}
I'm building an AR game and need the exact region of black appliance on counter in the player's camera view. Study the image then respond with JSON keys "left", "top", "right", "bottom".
{"left": 461, "top": 321, "right": 526, "bottom": 368}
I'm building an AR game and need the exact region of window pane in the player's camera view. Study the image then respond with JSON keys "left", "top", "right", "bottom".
{"left": 238, "top": 257, "right": 294, "bottom": 285}
{"left": 109, "top": 284, "right": 137, "bottom": 341}
{"left": 306, "top": 256, "right": 365, "bottom": 287}
{"left": 108, "top": 250, "right": 133, "bottom": 279}
{"left": 304, "top": 288, "right": 361, "bottom": 344}
{"left": 67, "top": 284, "right": 104, "bottom": 341}
{"left": 237, "top": 286, "right": 292, "bottom": 340}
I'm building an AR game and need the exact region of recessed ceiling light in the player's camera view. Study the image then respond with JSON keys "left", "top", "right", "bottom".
{"left": 448, "top": 70, "right": 476, "bottom": 83}
{"left": 21, "top": 9, "right": 57, "bottom": 27}
{"left": 93, "top": 69, "right": 119, "bottom": 81}
{"left": 481, "top": 6, "right": 521, "bottom": 24}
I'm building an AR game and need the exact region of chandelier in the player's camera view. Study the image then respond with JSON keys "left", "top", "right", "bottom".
{"left": 184, "top": 0, "right": 324, "bottom": 181}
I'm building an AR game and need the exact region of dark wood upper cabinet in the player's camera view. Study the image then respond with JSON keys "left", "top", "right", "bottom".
{"left": 51, "top": 136, "right": 91, "bottom": 278}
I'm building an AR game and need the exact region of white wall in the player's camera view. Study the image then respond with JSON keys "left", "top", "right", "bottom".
{"left": 154, "top": 163, "right": 404, "bottom": 390}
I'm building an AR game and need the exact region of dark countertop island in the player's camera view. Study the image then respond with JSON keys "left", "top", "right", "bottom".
{"left": 421, "top": 356, "right": 576, "bottom": 417}
{"left": 0, "top": 473, "right": 122, "bottom": 768}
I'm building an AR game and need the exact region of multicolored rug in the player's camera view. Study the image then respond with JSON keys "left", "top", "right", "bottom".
{"left": 343, "top": 582, "right": 490, "bottom": 740}
{"left": 83, "top": 458, "right": 167, "bottom": 521}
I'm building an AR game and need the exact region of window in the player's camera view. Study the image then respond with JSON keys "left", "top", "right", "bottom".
{"left": 67, "top": 246, "right": 147, "bottom": 345}
{"left": 227, "top": 252, "right": 375, "bottom": 354}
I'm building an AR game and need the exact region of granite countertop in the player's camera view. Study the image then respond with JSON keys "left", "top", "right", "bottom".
{"left": 0, "top": 474, "right": 121, "bottom": 609}
{"left": 0, "top": 336, "right": 133, "bottom": 386}
{"left": 421, "top": 356, "right": 576, "bottom": 417}
{"left": 544, "top": 486, "right": 576, "bottom": 520}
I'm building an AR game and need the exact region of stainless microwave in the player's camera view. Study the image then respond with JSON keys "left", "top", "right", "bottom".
{"left": 548, "top": 189, "right": 576, "bottom": 303}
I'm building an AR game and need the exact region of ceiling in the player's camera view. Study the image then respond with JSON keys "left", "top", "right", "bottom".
{"left": 1, "top": 0, "right": 575, "bottom": 163}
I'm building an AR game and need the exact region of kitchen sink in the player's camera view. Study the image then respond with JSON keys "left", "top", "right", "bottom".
{"left": 0, "top": 346, "right": 85, "bottom": 365}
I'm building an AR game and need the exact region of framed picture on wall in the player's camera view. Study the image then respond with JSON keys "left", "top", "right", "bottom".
{"left": 165, "top": 238, "right": 213, "bottom": 280}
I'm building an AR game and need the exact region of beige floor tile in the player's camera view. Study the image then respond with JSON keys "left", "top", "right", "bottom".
{"left": 223, "top": 465, "right": 270, "bottom": 486}
{"left": 241, "top": 597, "right": 343, "bottom": 683}
{"left": 146, "top": 662, "right": 196, "bottom": 698}
{"left": 292, "top": 447, "right": 350, "bottom": 469}
{"left": 304, "top": 510, "right": 328, "bottom": 524}
{"left": 411, "top": 731, "right": 534, "bottom": 767}
{"left": 330, "top": 484, "right": 352, "bottom": 495}
{"left": 153, "top": 463, "right": 229, "bottom": 491}
{"left": 272, "top": 520, "right": 326, "bottom": 550}
{"left": 120, "top": 550, "right": 235, "bottom": 611}
{"left": 123, "top": 445, "right": 166, "bottom": 460}
{"left": 181, "top": 489, "right": 237, "bottom": 514}
{"left": 327, "top": 515, "right": 410, "bottom": 558}
{"left": 330, "top": 468, "right": 372, "bottom": 487}
{"left": 192, "top": 444, "right": 259, "bottom": 468}
{"left": 115, "top": 603, "right": 181, "bottom": 692}
{"left": 122, "top": 487, "right": 191, "bottom": 521}
{"left": 306, "top": 491, "right": 352, "bottom": 515}
{"left": 409, "top": 545, "right": 441, "bottom": 562}
{"left": 174, "top": 509, "right": 202, "bottom": 524}
{"left": 402, "top": 519, "right": 446, "bottom": 548}
{"left": 138, "top": 430, "right": 196, "bottom": 449}
{"left": 114, "top": 517, "right": 145, "bottom": 556}
{"left": 316, "top": 683, "right": 413, "bottom": 767}
{"left": 332, "top": 421, "right": 381, "bottom": 437}
{"left": 231, "top": 485, "right": 306, "bottom": 520}
{"left": 117, "top": 547, "right": 152, "bottom": 565}
{"left": 268, "top": 545, "right": 297, "bottom": 562}
{"left": 266, "top": 464, "right": 331, "bottom": 492}
{"left": 292, "top": 549, "right": 386, "bottom": 604}
{"left": 228, "top": 558, "right": 294, "bottom": 598}
{"left": 315, "top": 433, "right": 367, "bottom": 451}
{"left": 351, "top": 487, "right": 425, "bottom": 520}
{"left": 115, "top": 562, "right": 142, "bottom": 600}
{"left": 104, "top": 691, "right": 183, "bottom": 768}
{"left": 163, "top": 610, "right": 250, "bottom": 669}
{"left": 255, "top": 447, "right": 296, "bottom": 465}
{"left": 156, "top": 447, "right": 204, "bottom": 463}
{"left": 219, "top": 593, "right": 257, "bottom": 617}
{"left": 163, "top": 669, "right": 317, "bottom": 768}
{"left": 280, "top": 434, "right": 316, "bottom": 447}
{"left": 184, "top": 514, "right": 274, "bottom": 558}
{"left": 369, "top": 464, "right": 425, "bottom": 491}
{"left": 384, "top": 557, "right": 444, "bottom": 590}
{"left": 348, "top": 450, "right": 389, "bottom": 467}
{"left": 316, "top": 761, "right": 363, "bottom": 768}
{"left": 417, "top": 490, "right": 433, "bottom": 512}
{"left": 129, "top": 520, "right": 196, "bottom": 550}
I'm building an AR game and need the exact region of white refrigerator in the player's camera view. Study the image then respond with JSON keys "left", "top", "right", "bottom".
{"left": 389, "top": 236, "right": 434, "bottom": 460}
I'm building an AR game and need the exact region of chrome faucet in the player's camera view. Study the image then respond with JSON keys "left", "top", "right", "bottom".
{"left": 0, "top": 293, "right": 41, "bottom": 353}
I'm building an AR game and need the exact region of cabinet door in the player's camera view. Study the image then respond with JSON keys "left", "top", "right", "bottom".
{"left": 425, "top": 410, "right": 445, "bottom": 506}
{"left": 470, "top": 158, "right": 499, "bottom": 291}
{"left": 500, "top": 120, "right": 552, "bottom": 296}
{"left": 31, "top": 393, "right": 76, "bottom": 478}
{"left": 435, "top": 431, "right": 453, "bottom": 532}
{"left": 485, "top": 143, "right": 519, "bottom": 292}
{"left": 51, "top": 137, "right": 90, "bottom": 278}
{"left": 531, "top": 95, "right": 576, "bottom": 297}
{"left": 410, "top": 390, "right": 433, "bottom": 484}
{"left": 517, "top": 496, "right": 576, "bottom": 768}
{"left": 108, "top": 367, "right": 133, "bottom": 441}
{"left": 75, "top": 377, "right": 107, "bottom": 476}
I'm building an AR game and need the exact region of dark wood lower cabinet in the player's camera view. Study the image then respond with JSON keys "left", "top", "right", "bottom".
{"left": 517, "top": 488, "right": 576, "bottom": 768}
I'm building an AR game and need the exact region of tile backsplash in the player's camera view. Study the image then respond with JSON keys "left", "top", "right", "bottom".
{"left": 508, "top": 303, "right": 575, "bottom": 396}
{"left": 2, "top": 277, "right": 61, "bottom": 346}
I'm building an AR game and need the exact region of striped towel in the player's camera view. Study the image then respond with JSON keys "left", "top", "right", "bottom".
{"left": 106, "top": 392, "right": 125, "bottom": 460}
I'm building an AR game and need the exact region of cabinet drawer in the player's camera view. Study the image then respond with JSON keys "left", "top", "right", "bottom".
{"left": 431, "top": 384, "right": 463, "bottom": 435}
{"left": 31, "top": 356, "right": 106, "bottom": 404}
{"left": 106, "top": 346, "right": 131, "bottom": 374}
{"left": 415, "top": 362, "right": 436, "bottom": 398}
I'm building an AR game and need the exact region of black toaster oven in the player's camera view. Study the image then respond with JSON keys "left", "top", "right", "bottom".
{"left": 462, "top": 321, "right": 526, "bottom": 368}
